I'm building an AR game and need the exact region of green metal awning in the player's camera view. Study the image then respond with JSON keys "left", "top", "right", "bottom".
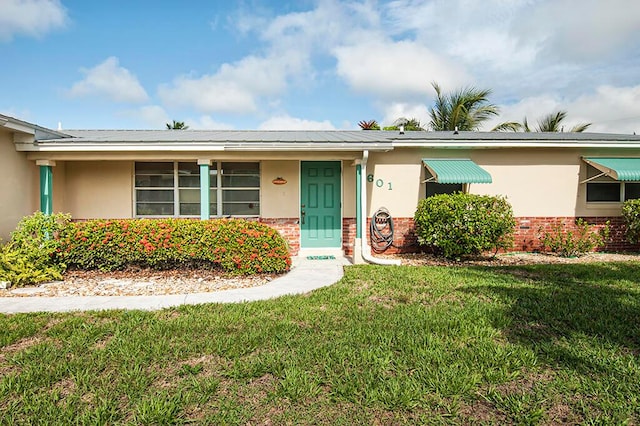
{"left": 422, "top": 159, "right": 492, "bottom": 184}
{"left": 583, "top": 157, "right": 640, "bottom": 181}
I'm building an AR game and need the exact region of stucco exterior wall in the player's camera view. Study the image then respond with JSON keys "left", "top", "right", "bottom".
{"left": 63, "top": 161, "right": 133, "bottom": 219}
{"left": 0, "top": 129, "right": 38, "bottom": 241}
{"left": 366, "top": 150, "right": 425, "bottom": 218}
{"left": 342, "top": 160, "right": 357, "bottom": 217}
{"left": 469, "top": 149, "right": 582, "bottom": 217}
{"left": 366, "top": 147, "right": 632, "bottom": 218}
{"left": 53, "top": 161, "right": 66, "bottom": 213}
{"left": 260, "top": 161, "right": 299, "bottom": 218}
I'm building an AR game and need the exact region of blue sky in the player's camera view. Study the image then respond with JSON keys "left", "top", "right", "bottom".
{"left": 2, "top": 0, "right": 640, "bottom": 133}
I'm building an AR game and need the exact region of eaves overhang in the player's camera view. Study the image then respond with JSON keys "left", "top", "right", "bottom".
{"left": 0, "top": 114, "right": 69, "bottom": 138}
{"left": 392, "top": 141, "right": 640, "bottom": 149}
{"left": 17, "top": 141, "right": 393, "bottom": 153}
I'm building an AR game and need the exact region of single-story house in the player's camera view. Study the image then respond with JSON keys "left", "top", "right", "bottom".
{"left": 2, "top": 113, "right": 640, "bottom": 262}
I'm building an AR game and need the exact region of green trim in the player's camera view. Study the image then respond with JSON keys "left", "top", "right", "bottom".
{"left": 422, "top": 159, "right": 492, "bottom": 184}
{"left": 39, "top": 165, "right": 53, "bottom": 215}
{"left": 584, "top": 157, "right": 640, "bottom": 181}
{"left": 356, "top": 164, "right": 362, "bottom": 239}
{"left": 199, "top": 164, "right": 210, "bottom": 220}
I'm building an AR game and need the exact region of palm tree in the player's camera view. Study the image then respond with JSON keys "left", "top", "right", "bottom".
{"left": 358, "top": 120, "right": 380, "bottom": 130}
{"left": 166, "top": 120, "right": 189, "bottom": 130}
{"left": 428, "top": 82, "right": 518, "bottom": 131}
{"left": 519, "top": 110, "right": 591, "bottom": 132}
{"left": 383, "top": 117, "right": 425, "bottom": 131}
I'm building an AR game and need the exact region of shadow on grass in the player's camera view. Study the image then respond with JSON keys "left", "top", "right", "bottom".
{"left": 462, "top": 262, "right": 640, "bottom": 373}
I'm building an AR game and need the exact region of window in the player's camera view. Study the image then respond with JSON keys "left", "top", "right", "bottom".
{"left": 585, "top": 164, "right": 640, "bottom": 202}
{"left": 220, "top": 162, "right": 260, "bottom": 215}
{"left": 426, "top": 183, "right": 463, "bottom": 197}
{"left": 135, "top": 162, "right": 177, "bottom": 216}
{"left": 135, "top": 161, "right": 260, "bottom": 216}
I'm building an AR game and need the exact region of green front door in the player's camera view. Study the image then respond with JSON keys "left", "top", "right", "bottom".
{"left": 301, "top": 161, "right": 341, "bottom": 248}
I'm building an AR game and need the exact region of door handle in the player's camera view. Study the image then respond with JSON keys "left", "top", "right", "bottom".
{"left": 301, "top": 209, "right": 306, "bottom": 225}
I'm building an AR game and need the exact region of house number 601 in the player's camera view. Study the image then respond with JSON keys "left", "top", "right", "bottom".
{"left": 367, "top": 174, "right": 393, "bottom": 190}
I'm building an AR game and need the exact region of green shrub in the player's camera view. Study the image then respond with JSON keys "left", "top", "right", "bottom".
{"left": 0, "top": 212, "right": 70, "bottom": 286}
{"left": 414, "top": 193, "right": 516, "bottom": 258}
{"left": 0, "top": 244, "right": 63, "bottom": 287}
{"left": 539, "top": 219, "right": 610, "bottom": 257}
{"left": 59, "top": 218, "right": 291, "bottom": 274}
{"left": 622, "top": 199, "right": 640, "bottom": 244}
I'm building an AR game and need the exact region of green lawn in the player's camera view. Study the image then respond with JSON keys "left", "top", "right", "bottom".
{"left": 1, "top": 263, "right": 639, "bottom": 425}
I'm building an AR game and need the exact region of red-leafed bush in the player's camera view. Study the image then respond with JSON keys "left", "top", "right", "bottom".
{"left": 59, "top": 218, "right": 291, "bottom": 274}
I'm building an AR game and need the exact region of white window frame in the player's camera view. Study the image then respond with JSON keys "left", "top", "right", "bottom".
{"left": 584, "top": 164, "right": 640, "bottom": 203}
{"left": 133, "top": 161, "right": 260, "bottom": 217}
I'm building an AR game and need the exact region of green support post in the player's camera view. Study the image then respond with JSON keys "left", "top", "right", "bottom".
{"left": 199, "top": 162, "right": 210, "bottom": 220}
{"left": 39, "top": 165, "right": 53, "bottom": 215}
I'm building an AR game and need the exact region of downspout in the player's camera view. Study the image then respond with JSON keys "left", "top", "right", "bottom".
{"left": 359, "top": 150, "right": 401, "bottom": 266}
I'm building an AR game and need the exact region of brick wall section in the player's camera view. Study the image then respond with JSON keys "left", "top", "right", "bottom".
{"left": 342, "top": 218, "right": 357, "bottom": 256}
{"left": 258, "top": 218, "right": 300, "bottom": 255}
{"left": 367, "top": 217, "right": 420, "bottom": 254}
{"left": 358, "top": 216, "right": 639, "bottom": 254}
{"left": 341, "top": 217, "right": 421, "bottom": 256}
{"left": 514, "top": 216, "right": 639, "bottom": 252}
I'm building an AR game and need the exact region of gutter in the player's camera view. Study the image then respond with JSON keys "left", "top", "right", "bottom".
{"left": 359, "top": 150, "right": 401, "bottom": 266}
{"left": 392, "top": 142, "right": 640, "bottom": 149}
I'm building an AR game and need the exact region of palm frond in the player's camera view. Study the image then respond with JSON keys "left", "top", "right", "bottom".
{"left": 428, "top": 82, "right": 500, "bottom": 131}
{"left": 491, "top": 122, "right": 522, "bottom": 132}
{"left": 570, "top": 122, "right": 591, "bottom": 133}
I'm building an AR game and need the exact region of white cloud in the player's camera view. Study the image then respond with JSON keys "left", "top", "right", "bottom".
{"left": 334, "top": 39, "right": 470, "bottom": 100}
{"left": 135, "top": 105, "right": 171, "bottom": 128}
{"left": 0, "top": 0, "right": 67, "bottom": 42}
{"left": 514, "top": 0, "right": 640, "bottom": 63}
{"left": 258, "top": 114, "right": 336, "bottom": 130}
{"left": 68, "top": 57, "right": 149, "bottom": 103}
{"left": 157, "top": 53, "right": 300, "bottom": 114}
{"left": 187, "top": 115, "right": 234, "bottom": 130}
{"left": 567, "top": 85, "right": 640, "bottom": 134}
{"left": 490, "top": 84, "right": 640, "bottom": 134}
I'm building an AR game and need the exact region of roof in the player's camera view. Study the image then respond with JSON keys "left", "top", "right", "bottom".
{"left": 10, "top": 126, "right": 640, "bottom": 153}
{"left": 24, "top": 130, "right": 395, "bottom": 152}
{"left": 422, "top": 158, "right": 492, "bottom": 184}
{"left": 59, "top": 129, "right": 395, "bottom": 143}
{"left": 0, "top": 113, "right": 68, "bottom": 140}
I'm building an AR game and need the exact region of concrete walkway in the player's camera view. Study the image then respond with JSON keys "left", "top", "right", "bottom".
{"left": 0, "top": 256, "right": 351, "bottom": 314}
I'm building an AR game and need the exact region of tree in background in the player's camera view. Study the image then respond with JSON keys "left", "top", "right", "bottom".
{"left": 514, "top": 110, "right": 591, "bottom": 132}
{"left": 358, "top": 120, "right": 381, "bottom": 130}
{"left": 384, "top": 117, "right": 424, "bottom": 131}
{"left": 166, "top": 120, "right": 189, "bottom": 130}
{"left": 428, "top": 82, "right": 519, "bottom": 132}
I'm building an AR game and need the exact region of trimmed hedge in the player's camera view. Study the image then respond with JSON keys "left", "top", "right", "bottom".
{"left": 414, "top": 193, "right": 515, "bottom": 258}
{"left": 59, "top": 218, "right": 291, "bottom": 274}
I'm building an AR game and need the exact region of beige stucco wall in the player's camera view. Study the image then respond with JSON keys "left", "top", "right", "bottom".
{"left": 53, "top": 161, "right": 66, "bottom": 213}
{"left": 366, "top": 150, "right": 425, "bottom": 217}
{"left": 260, "top": 161, "right": 299, "bottom": 218}
{"left": 0, "top": 129, "right": 38, "bottom": 241}
{"left": 469, "top": 149, "right": 582, "bottom": 217}
{"left": 342, "top": 160, "right": 357, "bottom": 217}
{"left": 367, "top": 147, "right": 631, "bottom": 218}
{"left": 63, "top": 161, "right": 133, "bottom": 218}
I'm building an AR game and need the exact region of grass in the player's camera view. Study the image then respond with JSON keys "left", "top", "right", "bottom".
{"left": 1, "top": 262, "right": 640, "bottom": 424}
